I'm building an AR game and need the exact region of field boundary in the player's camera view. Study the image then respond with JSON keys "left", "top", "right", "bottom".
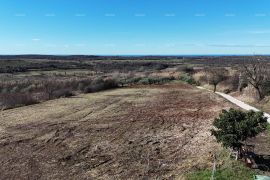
{"left": 197, "top": 86, "right": 270, "bottom": 123}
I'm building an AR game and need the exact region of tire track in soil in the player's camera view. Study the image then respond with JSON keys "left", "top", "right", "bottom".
{"left": 0, "top": 85, "right": 231, "bottom": 179}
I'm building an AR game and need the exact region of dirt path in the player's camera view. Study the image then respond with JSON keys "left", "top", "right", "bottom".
{"left": 215, "top": 92, "right": 270, "bottom": 123}
{"left": 197, "top": 86, "right": 270, "bottom": 123}
{"left": 0, "top": 84, "right": 232, "bottom": 179}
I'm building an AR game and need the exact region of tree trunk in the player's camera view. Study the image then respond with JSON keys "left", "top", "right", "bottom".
{"left": 232, "top": 147, "right": 240, "bottom": 160}
{"left": 213, "top": 84, "right": 217, "bottom": 92}
{"left": 255, "top": 86, "right": 263, "bottom": 100}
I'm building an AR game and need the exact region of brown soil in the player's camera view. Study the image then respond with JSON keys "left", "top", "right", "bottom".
{"left": 0, "top": 84, "right": 232, "bottom": 179}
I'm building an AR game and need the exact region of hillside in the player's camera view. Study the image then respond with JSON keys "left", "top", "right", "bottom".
{"left": 0, "top": 84, "right": 232, "bottom": 179}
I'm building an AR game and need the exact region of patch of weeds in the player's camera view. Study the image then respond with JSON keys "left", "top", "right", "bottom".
{"left": 267, "top": 124, "right": 270, "bottom": 136}
{"left": 186, "top": 149, "right": 256, "bottom": 180}
{"left": 187, "top": 170, "right": 212, "bottom": 180}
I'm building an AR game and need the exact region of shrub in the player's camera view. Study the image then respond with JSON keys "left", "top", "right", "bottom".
{"left": 153, "top": 64, "right": 169, "bottom": 71}
{"left": 179, "top": 73, "right": 195, "bottom": 84}
{"left": 126, "top": 77, "right": 143, "bottom": 85}
{"left": 104, "top": 79, "right": 119, "bottom": 89}
{"left": 211, "top": 108, "right": 267, "bottom": 158}
{"left": 53, "top": 89, "right": 74, "bottom": 98}
{"left": 84, "top": 78, "right": 118, "bottom": 93}
{"left": 223, "top": 89, "right": 231, "bottom": 94}
{"left": 78, "top": 79, "right": 92, "bottom": 92}
{"left": 178, "top": 65, "right": 195, "bottom": 74}
{"left": 138, "top": 77, "right": 159, "bottom": 85}
{"left": 0, "top": 93, "right": 37, "bottom": 109}
{"left": 138, "top": 77, "right": 153, "bottom": 85}
{"left": 137, "top": 76, "right": 175, "bottom": 85}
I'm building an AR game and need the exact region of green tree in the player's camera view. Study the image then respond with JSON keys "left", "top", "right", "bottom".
{"left": 211, "top": 108, "right": 267, "bottom": 159}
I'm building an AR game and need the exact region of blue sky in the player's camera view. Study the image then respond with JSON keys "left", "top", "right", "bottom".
{"left": 1, "top": 0, "right": 270, "bottom": 55}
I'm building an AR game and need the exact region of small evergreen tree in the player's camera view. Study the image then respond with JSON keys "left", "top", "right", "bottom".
{"left": 211, "top": 108, "right": 267, "bottom": 159}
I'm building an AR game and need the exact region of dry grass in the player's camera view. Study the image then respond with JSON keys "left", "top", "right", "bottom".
{"left": 0, "top": 84, "right": 233, "bottom": 179}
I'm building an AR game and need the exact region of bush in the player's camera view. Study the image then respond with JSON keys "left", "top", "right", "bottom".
{"left": 126, "top": 77, "right": 143, "bottom": 85}
{"left": 179, "top": 65, "right": 195, "bottom": 74}
{"left": 0, "top": 93, "right": 37, "bottom": 109}
{"left": 223, "top": 89, "right": 231, "bottom": 94}
{"left": 138, "top": 77, "right": 151, "bottom": 85}
{"left": 137, "top": 76, "right": 175, "bottom": 85}
{"left": 158, "top": 76, "right": 175, "bottom": 84}
{"left": 179, "top": 73, "right": 195, "bottom": 84}
{"left": 53, "top": 89, "right": 74, "bottom": 98}
{"left": 78, "top": 79, "right": 92, "bottom": 91}
{"left": 84, "top": 78, "right": 118, "bottom": 93}
{"left": 211, "top": 108, "right": 267, "bottom": 158}
{"left": 153, "top": 64, "right": 169, "bottom": 71}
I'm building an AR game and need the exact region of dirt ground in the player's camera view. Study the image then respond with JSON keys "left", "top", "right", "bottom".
{"left": 0, "top": 84, "right": 232, "bottom": 179}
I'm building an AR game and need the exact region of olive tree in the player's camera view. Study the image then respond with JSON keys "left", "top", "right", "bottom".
{"left": 207, "top": 68, "right": 228, "bottom": 92}
{"left": 243, "top": 59, "right": 269, "bottom": 100}
{"left": 211, "top": 108, "right": 267, "bottom": 160}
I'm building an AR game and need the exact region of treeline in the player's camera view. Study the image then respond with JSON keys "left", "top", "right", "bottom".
{"left": 0, "top": 60, "right": 93, "bottom": 73}
{"left": 0, "top": 74, "right": 177, "bottom": 110}
{"left": 0, "top": 55, "right": 185, "bottom": 61}
{"left": 0, "top": 60, "right": 171, "bottom": 73}
{"left": 180, "top": 61, "right": 270, "bottom": 101}
{"left": 0, "top": 77, "right": 118, "bottom": 109}
{"left": 2, "top": 55, "right": 270, "bottom": 73}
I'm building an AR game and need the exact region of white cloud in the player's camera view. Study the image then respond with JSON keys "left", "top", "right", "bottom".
{"left": 32, "top": 38, "right": 41, "bottom": 41}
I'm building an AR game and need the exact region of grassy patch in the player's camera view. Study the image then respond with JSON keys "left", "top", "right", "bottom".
{"left": 187, "top": 164, "right": 255, "bottom": 180}
{"left": 267, "top": 124, "right": 270, "bottom": 136}
{"left": 186, "top": 149, "right": 256, "bottom": 180}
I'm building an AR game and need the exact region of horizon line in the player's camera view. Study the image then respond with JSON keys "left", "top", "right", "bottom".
{"left": 0, "top": 53, "right": 269, "bottom": 57}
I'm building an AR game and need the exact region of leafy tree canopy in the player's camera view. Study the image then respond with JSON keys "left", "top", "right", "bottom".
{"left": 211, "top": 108, "right": 268, "bottom": 149}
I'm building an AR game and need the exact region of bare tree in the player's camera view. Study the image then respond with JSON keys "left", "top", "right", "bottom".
{"left": 243, "top": 58, "right": 269, "bottom": 100}
{"left": 207, "top": 68, "right": 228, "bottom": 92}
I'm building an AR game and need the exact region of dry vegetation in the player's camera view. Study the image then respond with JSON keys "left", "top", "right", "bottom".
{"left": 1, "top": 56, "right": 270, "bottom": 179}
{"left": 0, "top": 84, "right": 232, "bottom": 179}
{"left": 0, "top": 59, "right": 177, "bottom": 110}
